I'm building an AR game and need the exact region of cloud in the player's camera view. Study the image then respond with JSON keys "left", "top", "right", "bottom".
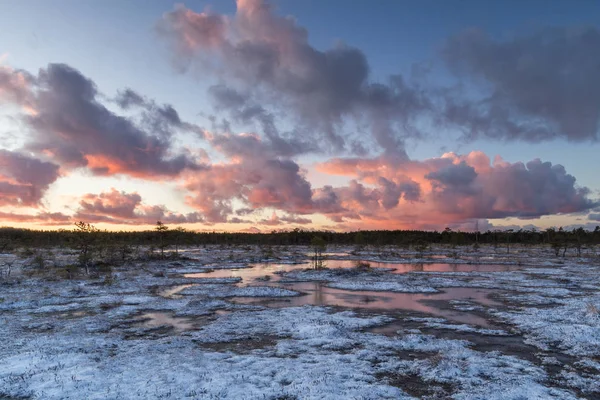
{"left": 208, "top": 130, "right": 313, "bottom": 161}
{"left": 156, "top": 4, "right": 227, "bottom": 60}
{"left": 442, "top": 27, "right": 600, "bottom": 142}
{"left": 183, "top": 130, "right": 337, "bottom": 223}
{"left": 183, "top": 155, "right": 314, "bottom": 223}
{"left": 0, "top": 150, "right": 60, "bottom": 207}
{"left": 158, "top": 0, "right": 431, "bottom": 156}
{"left": 0, "top": 211, "right": 70, "bottom": 225}
{"left": 426, "top": 162, "right": 477, "bottom": 188}
{"left": 207, "top": 85, "right": 316, "bottom": 157}
{"left": 589, "top": 213, "right": 600, "bottom": 222}
{"left": 316, "top": 151, "right": 596, "bottom": 229}
{"left": 3, "top": 5, "right": 599, "bottom": 232}
{"left": 183, "top": 126, "right": 595, "bottom": 229}
{"left": 155, "top": 3, "right": 600, "bottom": 230}
{"left": 1, "top": 63, "right": 205, "bottom": 179}
{"left": 161, "top": 4, "right": 600, "bottom": 152}
{"left": 0, "top": 64, "right": 34, "bottom": 107}
{"left": 74, "top": 188, "right": 203, "bottom": 225}
{"left": 258, "top": 211, "right": 312, "bottom": 226}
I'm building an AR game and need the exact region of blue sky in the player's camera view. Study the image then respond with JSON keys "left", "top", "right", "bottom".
{"left": 0, "top": 0, "right": 598, "bottom": 231}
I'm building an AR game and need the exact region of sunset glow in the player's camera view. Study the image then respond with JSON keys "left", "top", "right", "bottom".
{"left": 0, "top": 0, "right": 598, "bottom": 232}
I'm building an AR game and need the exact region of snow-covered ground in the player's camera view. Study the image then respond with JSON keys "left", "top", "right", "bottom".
{"left": 1, "top": 244, "right": 599, "bottom": 399}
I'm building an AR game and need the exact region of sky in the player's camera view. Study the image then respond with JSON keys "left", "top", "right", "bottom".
{"left": 0, "top": 0, "right": 599, "bottom": 232}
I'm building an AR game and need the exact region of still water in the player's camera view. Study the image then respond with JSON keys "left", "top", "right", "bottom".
{"left": 169, "top": 260, "right": 514, "bottom": 327}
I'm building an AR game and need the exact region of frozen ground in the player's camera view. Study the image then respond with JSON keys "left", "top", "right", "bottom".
{"left": 1, "top": 244, "right": 599, "bottom": 399}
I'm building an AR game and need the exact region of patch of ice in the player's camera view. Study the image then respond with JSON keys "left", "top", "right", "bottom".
{"left": 404, "top": 317, "right": 509, "bottom": 336}
{"left": 327, "top": 281, "right": 438, "bottom": 293}
{"left": 180, "top": 284, "right": 301, "bottom": 298}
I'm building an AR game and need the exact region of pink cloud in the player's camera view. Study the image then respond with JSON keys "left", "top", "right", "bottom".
{"left": 0, "top": 150, "right": 60, "bottom": 207}
{"left": 1, "top": 63, "right": 205, "bottom": 180}
{"left": 158, "top": 0, "right": 430, "bottom": 155}
{"left": 258, "top": 211, "right": 312, "bottom": 226}
{"left": 315, "top": 151, "right": 596, "bottom": 229}
{"left": 0, "top": 211, "right": 70, "bottom": 225}
{"left": 181, "top": 127, "right": 596, "bottom": 230}
{"left": 74, "top": 188, "right": 202, "bottom": 225}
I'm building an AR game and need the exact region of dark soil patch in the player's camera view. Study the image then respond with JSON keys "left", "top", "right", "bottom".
{"left": 196, "top": 335, "right": 282, "bottom": 354}
{"left": 375, "top": 371, "right": 454, "bottom": 399}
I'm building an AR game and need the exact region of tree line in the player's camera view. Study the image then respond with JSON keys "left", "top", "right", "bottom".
{"left": 0, "top": 223, "right": 599, "bottom": 250}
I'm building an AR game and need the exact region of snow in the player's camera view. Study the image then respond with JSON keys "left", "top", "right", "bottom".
{"left": 280, "top": 267, "right": 438, "bottom": 293}
{"left": 179, "top": 284, "right": 301, "bottom": 298}
{"left": 1, "top": 244, "right": 599, "bottom": 398}
{"left": 494, "top": 294, "right": 600, "bottom": 356}
{"left": 0, "top": 306, "right": 578, "bottom": 400}
{"left": 403, "top": 317, "right": 509, "bottom": 336}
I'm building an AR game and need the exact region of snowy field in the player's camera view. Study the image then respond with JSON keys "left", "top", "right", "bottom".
{"left": 1, "top": 245, "right": 599, "bottom": 399}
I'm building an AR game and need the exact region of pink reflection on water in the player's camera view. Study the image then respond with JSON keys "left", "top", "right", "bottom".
{"left": 233, "top": 283, "right": 501, "bottom": 327}
{"left": 179, "top": 261, "right": 513, "bottom": 327}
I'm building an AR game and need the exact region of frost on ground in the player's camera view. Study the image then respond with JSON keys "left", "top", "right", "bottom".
{"left": 179, "top": 284, "right": 301, "bottom": 298}
{"left": 280, "top": 267, "right": 439, "bottom": 293}
{"left": 494, "top": 294, "right": 600, "bottom": 356}
{"left": 403, "top": 317, "right": 509, "bottom": 336}
{"left": 0, "top": 304, "right": 578, "bottom": 400}
{"left": 1, "top": 245, "right": 599, "bottom": 398}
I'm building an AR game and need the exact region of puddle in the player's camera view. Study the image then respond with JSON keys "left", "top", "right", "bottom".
{"left": 60, "top": 310, "right": 96, "bottom": 319}
{"left": 233, "top": 283, "right": 501, "bottom": 327}
{"left": 159, "top": 284, "right": 195, "bottom": 298}
{"left": 183, "top": 261, "right": 521, "bottom": 283}
{"left": 133, "top": 312, "right": 194, "bottom": 332}
{"left": 183, "top": 263, "right": 298, "bottom": 281}
{"left": 171, "top": 260, "right": 517, "bottom": 327}
{"left": 390, "top": 262, "right": 519, "bottom": 273}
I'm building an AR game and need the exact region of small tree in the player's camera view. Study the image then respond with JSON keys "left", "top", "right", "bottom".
{"left": 574, "top": 227, "right": 585, "bottom": 257}
{"left": 75, "top": 221, "right": 99, "bottom": 274}
{"left": 1, "top": 259, "right": 15, "bottom": 278}
{"left": 551, "top": 242, "right": 562, "bottom": 257}
{"left": 504, "top": 229, "right": 514, "bottom": 253}
{"left": 0, "top": 239, "right": 11, "bottom": 254}
{"left": 311, "top": 235, "right": 326, "bottom": 269}
{"left": 155, "top": 221, "right": 169, "bottom": 258}
{"left": 414, "top": 240, "right": 429, "bottom": 258}
{"left": 173, "top": 227, "right": 188, "bottom": 257}
{"left": 354, "top": 231, "right": 366, "bottom": 252}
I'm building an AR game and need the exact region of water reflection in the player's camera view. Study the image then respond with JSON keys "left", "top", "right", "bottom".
{"left": 134, "top": 312, "right": 194, "bottom": 331}
{"left": 390, "top": 262, "right": 519, "bottom": 273}
{"left": 233, "top": 283, "right": 500, "bottom": 327}
{"left": 159, "top": 284, "right": 195, "bottom": 298}
{"left": 184, "top": 263, "right": 297, "bottom": 281}
{"left": 176, "top": 260, "right": 513, "bottom": 327}
{"left": 183, "top": 260, "right": 519, "bottom": 283}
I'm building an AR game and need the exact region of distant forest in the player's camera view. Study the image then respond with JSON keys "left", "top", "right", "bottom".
{"left": 1, "top": 223, "right": 599, "bottom": 250}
